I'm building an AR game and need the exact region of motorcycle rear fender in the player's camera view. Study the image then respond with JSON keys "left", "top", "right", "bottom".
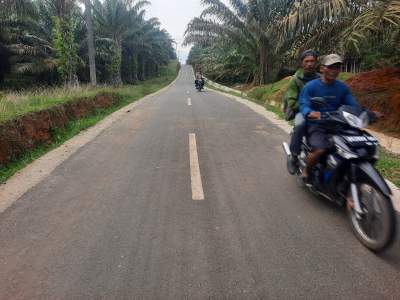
{"left": 351, "top": 162, "right": 392, "bottom": 197}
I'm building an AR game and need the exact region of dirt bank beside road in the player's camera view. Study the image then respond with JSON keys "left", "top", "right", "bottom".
{"left": 0, "top": 93, "right": 120, "bottom": 165}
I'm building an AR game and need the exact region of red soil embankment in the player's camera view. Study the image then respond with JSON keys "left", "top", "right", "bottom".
{"left": 346, "top": 67, "right": 400, "bottom": 136}
{"left": 0, "top": 93, "right": 120, "bottom": 166}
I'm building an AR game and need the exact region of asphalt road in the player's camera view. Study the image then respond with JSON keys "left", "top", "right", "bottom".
{"left": 0, "top": 66, "right": 399, "bottom": 299}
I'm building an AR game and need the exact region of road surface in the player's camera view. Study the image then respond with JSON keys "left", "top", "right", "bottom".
{"left": 0, "top": 66, "right": 399, "bottom": 299}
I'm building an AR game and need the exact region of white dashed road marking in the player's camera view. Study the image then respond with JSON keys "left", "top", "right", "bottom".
{"left": 189, "top": 133, "right": 204, "bottom": 201}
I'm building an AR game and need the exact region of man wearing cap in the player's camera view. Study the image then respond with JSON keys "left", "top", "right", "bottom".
{"left": 286, "top": 50, "right": 320, "bottom": 173}
{"left": 299, "top": 53, "right": 360, "bottom": 179}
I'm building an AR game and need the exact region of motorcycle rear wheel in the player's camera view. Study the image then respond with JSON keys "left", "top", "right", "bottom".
{"left": 348, "top": 183, "right": 397, "bottom": 253}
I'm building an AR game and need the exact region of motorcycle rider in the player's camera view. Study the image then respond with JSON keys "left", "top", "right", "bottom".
{"left": 195, "top": 72, "right": 205, "bottom": 88}
{"left": 286, "top": 50, "right": 320, "bottom": 173}
{"left": 299, "top": 54, "right": 360, "bottom": 180}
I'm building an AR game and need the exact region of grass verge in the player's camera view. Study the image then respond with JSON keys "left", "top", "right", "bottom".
{"left": 0, "top": 61, "right": 178, "bottom": 123}
{"left": 0, "top": 61, "right": 179, "bottom": 183}
{"left": 376, "top": 149, "right": 400, "bottom": 187}
{"left": 247, "top": 77, "right": 290, "bottom": 105}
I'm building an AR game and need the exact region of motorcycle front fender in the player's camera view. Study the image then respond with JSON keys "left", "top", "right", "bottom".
{"left": 351, "top": 162, "right": 392, "bottom": 197}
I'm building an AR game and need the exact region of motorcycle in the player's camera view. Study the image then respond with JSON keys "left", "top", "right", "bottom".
{"left": 282, "top": 98, "right": 397, "bottom": 252}
{"left": 195, "top": 78, "right": 205, "bottom": 92}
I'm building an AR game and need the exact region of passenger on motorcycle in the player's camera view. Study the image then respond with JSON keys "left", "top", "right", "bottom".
{"left": 286, "top": 50, "right": 320, "bottom": 173}
{"left": 299, "top": 54, "right": 360, "bottom": 180}
{"left": 195, "top": 73, "right": 204, "bottom": 87}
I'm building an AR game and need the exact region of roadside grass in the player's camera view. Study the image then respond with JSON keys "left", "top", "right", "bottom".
{"left": 247, "top": 77, "right": 290, "bottom": 105}
{"left": 207, "top": 79, "right": 400, "bottom": 187}
{"left": 0, "top": 61, "right": 178, "bottom": 123}
{"left": 264, "top": 103, "right": 286, "bottom": 120}
{"left": 0, "top": 61, "right": 178, "bottom": 183}
{"left": 1, "top": 86, "right": 101, "bottom": 122}
{"left": 376, "top": 149, "right": 400, "bottom": 187}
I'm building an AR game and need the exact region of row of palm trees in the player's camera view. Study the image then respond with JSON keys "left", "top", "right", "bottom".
{"left": 184, "top": 0, "right": 400, "bottom": 85}
{"left": 0, "top": 0, "right": 176, "bottom": 88}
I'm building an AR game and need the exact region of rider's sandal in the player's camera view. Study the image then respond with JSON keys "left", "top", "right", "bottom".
{"left": 300, "top": 172, "right": 312, "bottom": 187}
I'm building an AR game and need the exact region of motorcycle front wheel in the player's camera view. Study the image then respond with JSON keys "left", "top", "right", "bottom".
{"left": 348, "top": 183, "right": 397, "bottom": 253}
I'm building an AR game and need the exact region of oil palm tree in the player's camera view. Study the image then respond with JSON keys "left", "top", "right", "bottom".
{"left": 280, "top": 0, "right": 400, "bottom": 56}
{"left": 0, "top": 0, "right": 37, "bottom": 84}
{"left": 121, "top": 16, "right": 175, "bottom": 81}
{"left": 93, "top": 0, "right": 149, "bottom": 85}
{"left": 184, "top": 0, "right": 292, "bottom": 84}
{"left": 341, "top": 0, "right": 400, "bottom": 52}
{"left": 84, "top": 0, "right": 97, "bottom": 86}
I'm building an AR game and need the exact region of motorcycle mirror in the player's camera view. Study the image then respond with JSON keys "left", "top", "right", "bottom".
{"left": 360, "top": 111, "right": 370, "bottom": 127}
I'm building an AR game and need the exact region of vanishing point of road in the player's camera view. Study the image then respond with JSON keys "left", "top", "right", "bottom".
{"left": 0, "top": 66, "right": 399, "bottom": 299}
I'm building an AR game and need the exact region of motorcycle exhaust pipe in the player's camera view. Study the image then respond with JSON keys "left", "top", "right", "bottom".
{"left": 282, "top": 142, "right": 291, "bottom": 157}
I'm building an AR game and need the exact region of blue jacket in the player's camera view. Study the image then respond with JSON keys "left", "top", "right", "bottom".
{"left": 300, "top": 78, "right": 359, "bottom": 118}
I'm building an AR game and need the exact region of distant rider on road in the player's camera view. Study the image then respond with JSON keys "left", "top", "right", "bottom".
{"left": 195, "top": 72, "right": 204, "bottom": 88}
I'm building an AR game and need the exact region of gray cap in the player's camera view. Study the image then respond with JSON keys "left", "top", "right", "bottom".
{"left": 321, "top": 54, "right": 343, "bottom": 66}
{"left": 300, "top": 49, "right": 318, "bottom": 61}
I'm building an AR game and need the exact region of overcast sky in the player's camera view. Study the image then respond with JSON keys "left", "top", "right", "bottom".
{"left": 146, "top": 0, "right": 204, "bottom": 63}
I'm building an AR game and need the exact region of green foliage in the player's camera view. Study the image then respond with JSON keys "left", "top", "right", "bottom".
{"left": 357, "top": 28, "right": 400, "bottom": 69}
{"left": 186, "top": 0, "right": 400, "bottom": 86}
{"left": 92, "top": 0, "right": 175, "bottom": 85}
{"left": 0, "top": 0, "right": 176, "bottom": 89}
{"left": 188, "top": 44, "right": 255, "bottom": 84}
{"left": 184, "top": 0, "right": 293, "bottom": 85}
{"left": 0, "top": 60, "right": 178, "bottom": 123}
{"left": 376, "top": 148, "right": 400, "bottom": 187}
{"left": 107, "top": 43, "right": 122, "bottom": 85}
{"left": 53, "top": 16, "right": 79, "bottom": 85}
{"left": 248, "top": 77, "right": 291, "bottom": 103}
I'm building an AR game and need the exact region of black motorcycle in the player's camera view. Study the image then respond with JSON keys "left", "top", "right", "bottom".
{"left": 282, "top": 98, "right": 397, "bottom": 252}
{"left": 195, "top": 78, "right": 204, "bottom": 92}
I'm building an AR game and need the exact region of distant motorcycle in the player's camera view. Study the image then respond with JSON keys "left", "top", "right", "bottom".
{"left": 282, "top": 98, "right": 397, "bottom": 252}
{"left": 195, "top": 78, "right": 205, "bottom": 92}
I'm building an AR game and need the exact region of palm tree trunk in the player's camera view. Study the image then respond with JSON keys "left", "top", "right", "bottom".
{"left": 142, "top": 60, "right": 145, "bottom": 80}
{"left": 259, "top": 37, "right": 268, "bottom": 85}
{"left": 132, "top": 54, "right": 138, "bottom": 82}
{"left": 84, "top": 0, "right": 96, "bottom": 86}
{"left": 137, "top": 55, "right": 142, "bottom": 81}
{"left": 110, "top": 40, "right": 122, "bottom": 85}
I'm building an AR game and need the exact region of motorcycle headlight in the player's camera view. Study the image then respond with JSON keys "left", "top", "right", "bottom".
{"left": 342, "top": 111, "right": 365, "bottom": 128}
{"left": 343, "top": 111, "right": 361, "bottom": 128}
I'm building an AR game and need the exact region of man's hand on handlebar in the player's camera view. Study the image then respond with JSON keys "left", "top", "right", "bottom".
{"left": 365, "top": 110, "right": 384, "bottom": 124}
{"left": 308, "top": 111, "right": 321, "bottom": 120}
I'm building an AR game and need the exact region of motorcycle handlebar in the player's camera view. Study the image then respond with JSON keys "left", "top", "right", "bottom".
{"left": 308, "top": 111, "right": 344, "bottom": 123}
